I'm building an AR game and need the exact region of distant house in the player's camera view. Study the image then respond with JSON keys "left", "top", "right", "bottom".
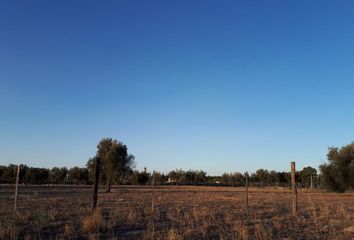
{"left": 168, "top": 177, "right": 177, "bottom": 184}
{"left": 215, "top": 180, "right": 221, "bottom": 184}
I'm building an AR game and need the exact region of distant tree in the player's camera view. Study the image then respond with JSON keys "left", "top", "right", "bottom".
{"left": 131, "top": 170, "right": 149, "bottom": 185}
{"left": 320, "top": 163, "right": 343, "bottom": 192}
{"left": 168, "top": 169, "right": 185, "bottom": 183}
{"left": 320, "top": 143, "right": 354, "bottom": 192}
{"left": 0, "top": 164, "right": 16, "bottom": 183}
{"left": 255, "top": 169, "right": 270, "bottom": 186}
{"left": 234, "top": 172, "right": 245, "bottom": 185}
{"left": 51, "top": 167, "right": 61, "bottom": 184}
{"left": 89, "top": 138, "right": 135, "bottom": 192}
{"left": 0, "top": 166, "right": 4, "bottom": 183}
{"left": 194, "top": 170, "right": 207, "bottom": 184}
{"left": 168, "top": 170, "right": 180, "bottom": 180}
{"left": 222, "top": 172, "right": 244, "bottom": 186}
{"left": 67, "top": 167, "right": 89, "bottom": 184}
{"left": 19, "top": 164, "right": 29, "bottom": 184}
{"left": 27, "top": 167, "right": 50, "bottom": 184}
{"left": 59, "top": 167, "right": 69, "bottom": 184}
{"left": 300, "top": 166, "right": 317, "bottom": 188}
{"left": 277, "top": 171, "right": 291, "bottom": 186}
{"left": 249, "top": 173, "right": 258, "bottom": 183}
{"left": 184, "top": 170, "right": 195, "bottom": 183}
{"left": 270, "top": 170, "right": 278, "bottom": 185}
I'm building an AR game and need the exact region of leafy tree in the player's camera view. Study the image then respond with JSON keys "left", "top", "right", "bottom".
{"left": 255, "top": 169, "right": 270, "bottom": 186}
{"left": 222, "top": 172, "right": 244, "bottom": 186}
{"left": 182, "top": 170, "right": 207, "bottom": 184}
{"left": 168, "top": 170, "right": 180, "bottom": 180}
{"left": 277, "top": 171, "right": 291, "bottom": 186}
{"left": 50, "top": 167, "right": 61, "bottom": 184}
{"left": 27, "top": 167, "right": 50, "bottom": 184}
{"left": 131, "top": 170, "right": 149, "bottom": 185}
{"left": 167, "top": 169, "right": 208, "bottom": 185}
{"left": 168, "top": 169, "right": 185, "bottom": 183}
{"left": 270, "top": 171, "right": 278, "bottom": 185}
{"left": 319, "top": 142, "right": 354, "bottom": 192}
{"left": 91, "top": 138, "right": 135, "bottom": 192}
{"left": 67, "top": 167, "right": 89, "bottom": 184}
{"left": 194, "top": 170, "right": 207, "bottom": 184}
{"left": 0, "top": 164, "right": 16, "bottom": 183}
{"left": 300, "top": 166, "right": 317, "bottom": 188}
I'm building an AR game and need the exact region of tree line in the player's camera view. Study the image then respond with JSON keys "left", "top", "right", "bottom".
{"left": 0, "top": 165, "right": 89, "bottom": 185}
{"left": 0, "top": 164, "right": 318, "bottom": 188}
{"left": 1, "top": 138, "right": 353, "bottom": 192}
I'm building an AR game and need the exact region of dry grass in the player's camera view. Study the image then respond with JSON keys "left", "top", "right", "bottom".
{"left": 0, "top": 185, "right": 354, "bottom": 239}
{"left": 82, "top": 209, "right": 105, "bottom": 234}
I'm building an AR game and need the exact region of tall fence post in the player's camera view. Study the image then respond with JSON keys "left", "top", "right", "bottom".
{"left": 152, "top": 170, "right": 155, "bottom": 211}
{"left": 14, "top": 165, "right": 20, "bottom": 211}
{"left": 91, "top": 157, "right": 100, "bottom": 212}
{"left": 245, "top": 172, "right": 249, "bottom": 215}
{"left": 291, "top": 161, "right": 297, "bottom": 216}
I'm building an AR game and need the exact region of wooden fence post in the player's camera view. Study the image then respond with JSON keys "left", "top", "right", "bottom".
{"left": 91, "top": 157, "right": 100, "bottom": 212}
{"left": 14, "top": 165, "right": 20, "bottom": 211}
{"left": 291, "top": 161, "right": 297, "bottom": 216}
{"left": 152, "top": 170, "right": 155, "bottom": 211}
{"left": 245, "top": 172, "right": 249, "bottom": 215}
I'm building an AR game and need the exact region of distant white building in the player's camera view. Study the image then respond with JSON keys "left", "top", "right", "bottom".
{"left": 168, "top": 177, "right": 177, "bottom": 183}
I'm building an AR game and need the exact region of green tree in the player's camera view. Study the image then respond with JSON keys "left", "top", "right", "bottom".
{"left": 222, "top": 172, "right": 244, "bottom": 186}
{"left": 277, "top": 171, "right": 291, "bottom": 186}
{"left": 319, "top": 142, "right": 354, "bottom": 192}
{"left": 67, "top": 167, "right": 89, "bottom": 184}
{"left": 131, "top": 170, "right": 149, "bottom": 185}
{"left": 27, "top": 167, "right": 50, "bottom": 184}
{"left": 91, "top": 138, "right": 135, "bottom": 192}
{"left": 300, "top": 166, "right": 317, "bottom": 188}
{"left": 51, "top": 167, "right": 61, "bottom": 184}
{"left": 255, "top": 169, "right": 270, "bottom": 187}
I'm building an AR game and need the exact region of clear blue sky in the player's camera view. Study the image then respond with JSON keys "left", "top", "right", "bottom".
{"left": 1, "top": 1, "right": 354, "bottom": 174}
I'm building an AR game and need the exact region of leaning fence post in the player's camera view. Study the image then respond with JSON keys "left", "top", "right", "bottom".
{"left": 14, "top": 165, "right": 20, "bottom": 211}
{"left": 291, "top": 161, "right": 297, "bottom": 216}
{"left": 245, "top": 172, "right": 249, "bottom": 215}
{"left": 91, "top": 157, "right": 100, "bottom": 212}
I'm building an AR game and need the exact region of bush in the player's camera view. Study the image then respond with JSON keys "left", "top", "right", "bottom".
{"left": 319, "top": 142, "right": 354, "bottom": 192}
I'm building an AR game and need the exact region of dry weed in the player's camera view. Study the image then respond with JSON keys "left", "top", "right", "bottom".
{"left": 167, "top": 228, "right": 182, "bottom": 240}
{"left": 254, "top": 223, "right": 273, "bottom": 240}
{"left": 82, "top": 210, "right": 104, "bottom": 234}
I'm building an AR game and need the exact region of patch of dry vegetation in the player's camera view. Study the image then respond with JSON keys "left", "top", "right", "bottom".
{"left": 82, "top": 209, "right": 105, "bottom": 234}
{"left": 0, "top": 185, "right": 353, "bottom": 239}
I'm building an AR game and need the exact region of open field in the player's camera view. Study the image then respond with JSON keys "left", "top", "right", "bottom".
{"left": 1, "top": 185, "right": 354, "bottom": 240}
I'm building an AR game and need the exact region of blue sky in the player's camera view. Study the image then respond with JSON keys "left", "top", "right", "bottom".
{"left": 1, "top": 1, "right": 354, "bottom": 174}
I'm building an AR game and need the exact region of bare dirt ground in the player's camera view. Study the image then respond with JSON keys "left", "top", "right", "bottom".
{"left": 0, "top": 185, "right": 353, "bottom": 239}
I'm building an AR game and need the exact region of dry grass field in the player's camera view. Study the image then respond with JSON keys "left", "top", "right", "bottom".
{"left": 1, "top": 185, "right": 354, "bottom": 240}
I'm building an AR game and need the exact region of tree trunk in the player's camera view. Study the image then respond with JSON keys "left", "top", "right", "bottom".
{"left": 106, "top": 183, "right": 111, "bottom": 193}
{"left": 91, "top": 157, "right": 100, "bottom": 212}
